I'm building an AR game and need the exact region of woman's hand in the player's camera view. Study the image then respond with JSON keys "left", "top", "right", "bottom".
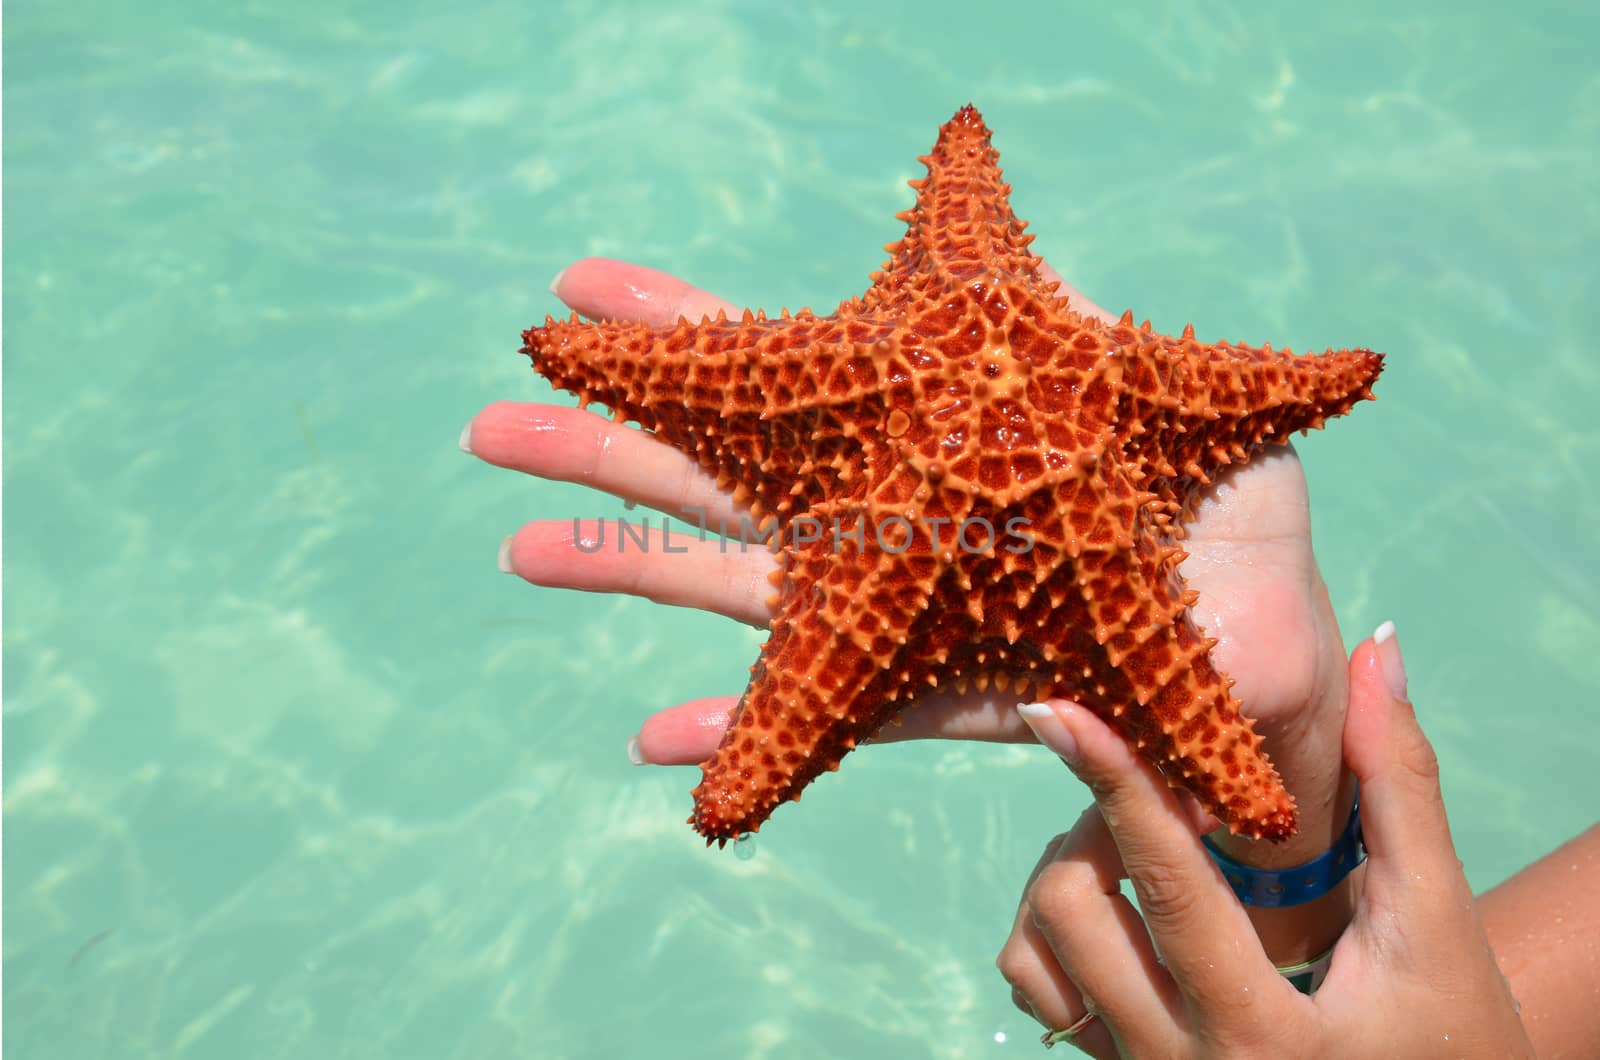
{"left": 467, "top": 257, "right": 1352, "bottom": 862}
{"left": 996, "top": 629, "right": 1533, "bottom": 1058}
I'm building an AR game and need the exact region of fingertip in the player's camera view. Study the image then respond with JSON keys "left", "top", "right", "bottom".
{"left": 547, "top": 257, "right": 627, "bottom": 315}
{"left": 1035, "top": 260, "right": 1115, "bottom": 324}
{"left": 1016, "top": 699, "right": 1082, "bottom": 769}
{"left": 1343, "top": 636, "right": 1393, "bottom": 782}
{"left": 632, "top": 712, "right": 678, "bottom": 765}
{"left": 1345, "top": 628, "right": 1426, "bottom": 786}
{"left": 633, "top": 694, "right": 739, "bottom": 768}
{"left": 552, "top": 258, "right": 737, "bottom": 328}
{"left": 1017, "top": 699, "right": 1136, "bottom": 785}
{"left": 1344, "top": 629, "right": 1456, "bottom": 874}
{"left": 547, "top": 260, "right": 627, "bottom": 313}
{"left": 635, "top": 697, "right": 737, "bottom": 766}
{"left": 1372, "top": 620, "right": 1409, "bottom": 702}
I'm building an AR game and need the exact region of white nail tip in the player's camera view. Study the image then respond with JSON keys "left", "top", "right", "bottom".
{"left": 1373, "top": 620, "right": 1397, "bottom": 644}
{"left": 1016, "top": 701, "right": 1054, "bottom": 719}
{"left": 548, "top": 268, "right": 566, "bottom": 296}
{"left": 627, "top": 735, "right": 645, "bottom": 766}
{"left": 497, "top": 536, "right": 514, "bottom": 573}
{"left": 459, "top": 422, "right": 474, "bottom": 453}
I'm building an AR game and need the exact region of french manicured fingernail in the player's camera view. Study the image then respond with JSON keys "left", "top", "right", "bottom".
{"left": 627, "top": 734, "right": 645, "bottom": 766}
{"left": 1373, "top": 620, "right": 1409, "bottom": 702}
{"left": 548, "top": 268, "right": 566, "bottom": 297}
{"left": 1017, "top": 701, "right": 1080, "bottom": 768}
{"left": 497, "top": 535, "right": 515, "bottom": 574}
{"left": 459, "top": 420, "right": 474, "bottom": 453}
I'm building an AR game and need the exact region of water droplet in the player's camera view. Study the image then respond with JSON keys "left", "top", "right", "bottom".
{"left": 733, "top": 833, "right": 757, "bottom": 860}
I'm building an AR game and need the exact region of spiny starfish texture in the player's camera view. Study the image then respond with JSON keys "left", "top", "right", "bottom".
{"left": 522, "top": 105, "right": 1382, "bottom": 843}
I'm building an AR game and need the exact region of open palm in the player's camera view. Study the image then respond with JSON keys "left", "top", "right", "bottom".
{"left": 468, "top": 257, "right": 1351, "bottom": 858}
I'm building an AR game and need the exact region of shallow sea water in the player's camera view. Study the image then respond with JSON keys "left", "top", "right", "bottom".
{"left": 6, "top": 1, "right": 1598, "bottom": 1057}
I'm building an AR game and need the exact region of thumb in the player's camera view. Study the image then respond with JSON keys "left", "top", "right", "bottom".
{"left": 1340, "top": 634, "right": 1535, "bottom": 1060}
{"left": 1344, "top": 622, "right": 1462, "bottom": 888}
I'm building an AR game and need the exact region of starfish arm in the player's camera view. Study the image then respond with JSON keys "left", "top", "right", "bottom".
{"left": 1067, "top": 467, "right": 1297, "bottom": 840}
{"left": 523, "top": 311, "right": 918, "bottom": 522}
{"left": 1119, "top": 324, "right": 1384, "bottom": 494}
{"left": 689, "top": 526, "right": 950, "bottom": 841}
{"left": 874, "top": 105, "right": 1047, "bottom": 298}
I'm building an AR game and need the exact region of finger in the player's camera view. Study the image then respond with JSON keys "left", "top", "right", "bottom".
{"left": 1344, "top": 623, "right": 1462, "bottom": 892}
{"left": 880, "top": 686, "right": 1045, "bottom": 744}
{"left": 1009, "top": 920, "right": 1122, "bottom": 1059}
{"left": 631, "top": 681, "right": 1056, "bottom": 764}
{"left": 465, "top": 401, "right": 746, "bottom": 532}
{"left": 1033, "top": 810, "right": 1180, "bottom": 1031}
{"left": 551, "top": 257, "right": 739, "bottom": 327}
{"left": 1037, "top": 260, "right": 1118, "bottom": 325}
{"left": 1017, "top": 700, "right": 1274, "bottom": 1016}
{"left": 633, "top": 697, "right": 739, "bottom": 765}
{"left": 998, "top": 830, "right": 1082, "bottom": 1026}
{"left": 1016, "top": 801, "right": 1183, "bottom": 1055}
{"left": 1336, "top": 626, "right": 1530, "bottom": 1039}
{"left": 503, "top": 519, "right": 775, "bottom": 626}
{"left": 558, "top": 253, "right": 1122, "bottom": 344}
{"left": 626, "top": 678, "right": 1298, "bottom": 768}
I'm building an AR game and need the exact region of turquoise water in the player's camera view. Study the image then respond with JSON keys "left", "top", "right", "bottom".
{"left": 6, "top": 0, "right": 1598, "bottom": 1056}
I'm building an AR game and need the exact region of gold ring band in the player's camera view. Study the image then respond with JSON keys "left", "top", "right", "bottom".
{"left": 1042, "top": 1010, "right": 1098, "bottom": 1046}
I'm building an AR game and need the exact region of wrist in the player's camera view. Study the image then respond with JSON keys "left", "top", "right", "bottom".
{"left": 1243, "top": 864, "right": 1361, "bottom": 965}
{"left": 1207, "top": 768, "right": 1359, "bottom": 964}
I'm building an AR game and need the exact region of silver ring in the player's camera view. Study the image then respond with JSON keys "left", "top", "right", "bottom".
{"left": 1042, "top": 1010, "right": 1098, "bottom": 1047}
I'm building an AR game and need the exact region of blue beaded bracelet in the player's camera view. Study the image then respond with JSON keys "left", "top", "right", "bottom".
{"left": 1202, "top": 789, "right": 1365, "bottom": 908}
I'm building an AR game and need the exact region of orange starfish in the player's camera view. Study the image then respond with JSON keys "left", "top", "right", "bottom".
{"left": 522, "top": 105, "right": 1381, "bottom": 843}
